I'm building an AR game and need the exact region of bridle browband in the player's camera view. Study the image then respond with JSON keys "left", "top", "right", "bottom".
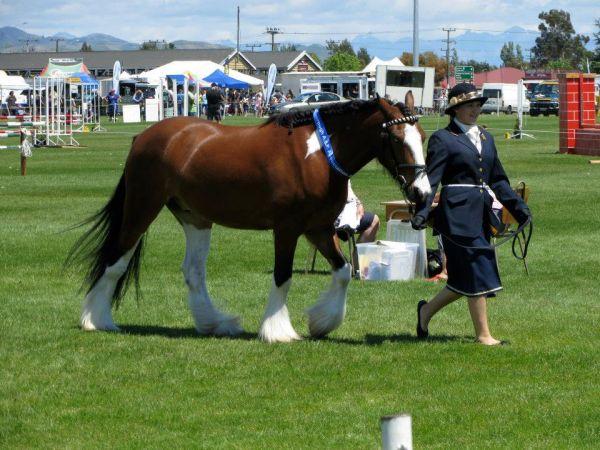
{"left": 381, "top": 115, "right": 427, "bottom": 195}
{"left": 382, "top": 115, "right": 422, "bottom": 128}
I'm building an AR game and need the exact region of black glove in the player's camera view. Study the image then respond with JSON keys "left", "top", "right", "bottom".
{"left": 411, "top": 214, "right": 427, "bottom": 230}
{"left": 515, "top": 209, "right": 532, "bottom": 227}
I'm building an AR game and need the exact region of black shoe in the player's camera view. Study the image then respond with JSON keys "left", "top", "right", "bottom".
{"left": 417, "top": 300, "right": 429, "bottom": 339}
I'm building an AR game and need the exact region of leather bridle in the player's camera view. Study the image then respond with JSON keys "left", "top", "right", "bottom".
{"left": 381, "top": 115, "right": 427, "bottom": 197}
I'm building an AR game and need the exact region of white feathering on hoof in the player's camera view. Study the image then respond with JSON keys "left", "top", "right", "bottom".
{"left": 259, "top": 278, "right": 302, "bottom": 343}
{"left": 192, "top": 308, "right": 243, "bottom": 336}
{"left": 80, "top": 246, "right": 137, "bottom": 332}
{"left": 182, "top": 224, "right": 244, "bottom": 337}
{"left": 307, "top": 263, "right": 352, "bottom": 337}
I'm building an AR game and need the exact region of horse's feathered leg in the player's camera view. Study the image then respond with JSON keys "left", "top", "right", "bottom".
{"left": 181, "top": 222, "right": 242, "bottom": 336}
{"left": 305, "top": 229, "right": 352, "bottom": 337}
{"left": 259, "top": 227, "right": 302, "bottom": 343}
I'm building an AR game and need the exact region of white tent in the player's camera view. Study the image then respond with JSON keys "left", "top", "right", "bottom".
{"left": 138, "top": 60, "right": 263, "bottom": 88}
{"left": 0, "top": 73, "right": 31, "bottom": 103}
{"left": 363, "top": 57, "right": 404, "bottom": 75}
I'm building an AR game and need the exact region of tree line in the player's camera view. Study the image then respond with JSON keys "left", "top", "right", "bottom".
{"left": 321, "top": 9, "right": 600, "bottom": 79}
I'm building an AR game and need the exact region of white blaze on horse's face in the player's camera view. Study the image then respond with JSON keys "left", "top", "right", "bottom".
{"left": 403, "top": 124, "right": 431, "bottom": 198}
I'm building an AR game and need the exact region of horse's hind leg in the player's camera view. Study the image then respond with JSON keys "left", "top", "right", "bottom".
{"left": 258, "top": 227, "right": 302, "bottom": 343}
{"left": 80, "top": 177, "right": 165, "bottom": 331}
{"left": 80, "top": 244, "right": 139, "bottom": 331}
{"left": 180, "top": 221, "right": 242, "bottom": 336}
{"left": 305, "top": 229, "right": 352, "bottom": 338}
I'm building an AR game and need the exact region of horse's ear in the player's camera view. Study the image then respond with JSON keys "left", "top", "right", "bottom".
{"left": 405, "top": 90, "right": 415, "bottom": 112}
{"left": 375, "top": 93, "right": 380, "bottom": 100}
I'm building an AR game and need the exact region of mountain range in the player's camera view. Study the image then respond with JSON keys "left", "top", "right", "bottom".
{"left": 0, "top": 25, "right": 545, "bottom": 66}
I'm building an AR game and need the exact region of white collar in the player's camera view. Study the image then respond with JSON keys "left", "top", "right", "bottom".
{"left": 453, "top": 118, "right": 479, "bottom": 135}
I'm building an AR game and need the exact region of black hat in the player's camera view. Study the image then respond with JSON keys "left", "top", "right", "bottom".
{"left": 445, "top": 83, "right": 487, "bottom": 114}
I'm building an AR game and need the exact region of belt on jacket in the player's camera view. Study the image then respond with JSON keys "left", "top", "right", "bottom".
{"left": 442, "top": 183, "right": 488, "bottom": 189}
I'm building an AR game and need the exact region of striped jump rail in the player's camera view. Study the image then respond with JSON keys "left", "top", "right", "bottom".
{"left": 0, "top": 131, "right": 22, "bottom": 138}
{"left": 0, "top": 121, "right": 45, "bottom": 128}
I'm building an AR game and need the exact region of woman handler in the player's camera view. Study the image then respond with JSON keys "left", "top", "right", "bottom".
{"left": 411, "top": 83, "right": 531, "bottom": 345}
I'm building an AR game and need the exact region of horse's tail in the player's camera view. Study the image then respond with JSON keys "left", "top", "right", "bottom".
{"left": 65, "top": 174, "right": 146, "bottom": 307}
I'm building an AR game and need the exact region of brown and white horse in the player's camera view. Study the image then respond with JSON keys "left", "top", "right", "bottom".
{"left": 68, "top": 93, "right": 430, "bottom": 342}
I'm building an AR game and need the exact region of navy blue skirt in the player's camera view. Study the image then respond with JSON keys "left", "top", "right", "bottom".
{"left": 442, "top": 232, "right": 502, "bottom": 297}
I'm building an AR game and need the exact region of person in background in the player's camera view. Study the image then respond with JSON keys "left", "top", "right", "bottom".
{"left": 176, "top": 86, "right": 184, "bottom": 116}
{"left": 105, "top": 89, "right": 120, "bottom": 122}
{"left": 206, "top": 83, "right": 225, "bottom": 123}
{"left": 411, "top": 83, "right": 532, "bottom": 345}
{"left": 335, "top": 180, "right": 380, "bottom": 244}
{"left": 6, "top": 91, "right": 18, "bottom": 115}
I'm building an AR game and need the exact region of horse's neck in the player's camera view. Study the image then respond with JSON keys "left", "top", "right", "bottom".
{"left": 328, "top": 113, "right": 380, "bottom": 175}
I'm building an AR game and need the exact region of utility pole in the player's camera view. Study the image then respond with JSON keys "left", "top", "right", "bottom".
{"left": 244, "top": 43, "right": 262, "bottom": 51}
{"left": 19, "top": 38, "right": 38, "bottom": 53}
{"left": 412, "top": 0, "right": 419, "bottom": 66}
{"left": 265, "top": 27, "right": 281, "bottom": 51}
{"left": 442, "top": 28, "right": 456, "bottom": 89}
{"left": 50, "top": 38, "right": 64, "bottom": 52}
{"left": 236, "top": 6, "right": 240, "bottom": 52}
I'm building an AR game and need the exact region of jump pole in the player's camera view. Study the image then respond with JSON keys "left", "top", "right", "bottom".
{"left": 20, "top": 129, "right": 27, "bottom": 175}
{"left": 381, "top": 413, "right": 413, "bottom": 450}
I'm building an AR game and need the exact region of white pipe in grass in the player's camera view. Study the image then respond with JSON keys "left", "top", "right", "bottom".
{"left": 381, "top": 413, "right": 412, "bottom": 450}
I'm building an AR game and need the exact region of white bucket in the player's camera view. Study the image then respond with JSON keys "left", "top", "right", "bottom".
{"left": 385, "top": 220, "right": 427, "bottom": 278}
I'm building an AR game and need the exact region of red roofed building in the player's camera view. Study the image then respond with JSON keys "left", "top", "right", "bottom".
{"left": 473, "top": 67, "right": 525, "bottom": 88}
{"left": 440, "top": 67, "right": 526, "bottom": 89}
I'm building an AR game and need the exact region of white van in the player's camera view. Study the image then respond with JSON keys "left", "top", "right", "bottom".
{"left": 481, "top": 83, "right": 529, "bottom": 114}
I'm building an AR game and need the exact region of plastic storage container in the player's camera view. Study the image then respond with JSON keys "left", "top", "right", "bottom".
{"left": 385, "top": 220, "right": 427, "bottom": 278}
{"left": 356, "top": 243, "right": 385, "bottom": 280}
{"left": 356, "top": 241, "right": 418, "bottom": 281}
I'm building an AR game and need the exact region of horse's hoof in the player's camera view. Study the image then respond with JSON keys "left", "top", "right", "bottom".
{"left": 258, "top": 328, "right": 302, "bottom": 344}
{"left": 212, "top": 315, "right": 243, "bottom": 336}
{"left": 80, "top": 318, "right": 121, "bottom": 332}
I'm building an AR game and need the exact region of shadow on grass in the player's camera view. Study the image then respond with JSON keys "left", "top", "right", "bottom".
{"left": 312, "top": 333, "right": 472, "bottom": 346}
{"left": 118, "top": 324, "right": 258, "bottom": 340}
{"left": 110, "top": 325, "right": 471, "bottom": 345}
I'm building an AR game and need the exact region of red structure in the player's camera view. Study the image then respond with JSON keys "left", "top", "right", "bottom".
{"left": 559, "top": 73, "right": 600, "bottom": 156}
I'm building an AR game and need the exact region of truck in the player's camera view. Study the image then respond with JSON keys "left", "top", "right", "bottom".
{"left": 374, "top": 65, "right": 435, "bottom": 108}
{"left": 529, "top": 80, "right": 559, "bottom": 116}
{"left": 481, "top": 83, "right": 530, "bottom": 115}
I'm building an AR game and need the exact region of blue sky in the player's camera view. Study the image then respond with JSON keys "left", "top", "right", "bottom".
{"left": 1, "top": 0, "right": 597, "bottom": 46}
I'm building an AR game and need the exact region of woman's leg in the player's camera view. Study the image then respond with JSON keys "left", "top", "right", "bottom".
{"left": 467, "top": 295, "right": 501, "bottom": 345}
{"left": 420, "top": 287, "right": 461, "bottom": 332}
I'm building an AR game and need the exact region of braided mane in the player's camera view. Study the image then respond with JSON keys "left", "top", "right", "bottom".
{"left": 261, "top": 98, "right": 383, "bottom": 129}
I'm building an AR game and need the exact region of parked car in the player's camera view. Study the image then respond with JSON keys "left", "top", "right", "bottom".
{"left": 481, "top": 83, "right": 530, "bottom": 115}
{"left": 268, "top": 91, "right": 348, "bottom": 115}
{"left": 529, "top": 80, "right": 559, "bottom": 116}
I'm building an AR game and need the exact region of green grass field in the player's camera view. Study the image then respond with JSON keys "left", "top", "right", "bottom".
{"left": 1, "top": 113, "right": 598, "bottom": 449}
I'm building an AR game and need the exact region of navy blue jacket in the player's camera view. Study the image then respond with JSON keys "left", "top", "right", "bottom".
{"left": 414, "top": 120, "right": 530, "bottom": 238}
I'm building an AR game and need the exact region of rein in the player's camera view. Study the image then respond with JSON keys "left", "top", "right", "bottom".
{"left": 430, "top": 219, "right": 533, "bottom": 273}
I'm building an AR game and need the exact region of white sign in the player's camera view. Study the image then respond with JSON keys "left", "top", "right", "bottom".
{"left": 145, "top": 99, "right": 160, "bottom": 122}
{"left": 122, "top": 104, "right": 141, "bottom": 123}
{"left": 112, "top": 60, "right": 121, "bottom": 93}
{"left": 265, "top": 63, "right": 277, "bottom": 104}
{"left": 300, "top": 83, "right": 320, "bottom": 94}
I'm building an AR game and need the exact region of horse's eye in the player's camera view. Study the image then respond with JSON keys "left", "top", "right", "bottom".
{"left": 393, "top": 137, "right": 400, "bottom": 144}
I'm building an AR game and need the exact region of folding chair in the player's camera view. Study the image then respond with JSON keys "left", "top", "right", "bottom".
{"left": 305, "top": 225, "right": 360, "bottom": 279}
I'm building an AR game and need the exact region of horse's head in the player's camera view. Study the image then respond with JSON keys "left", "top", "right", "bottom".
{"left": 375, "top": 92, "right": 431, "bottom": 203}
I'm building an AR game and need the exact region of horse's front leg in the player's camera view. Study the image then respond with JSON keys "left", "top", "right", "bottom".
{"left": 305, "top": 228, "right": 352, "bottom": 338}
{"left": 258, "top": 227, "right": 302, "bottom": 343}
